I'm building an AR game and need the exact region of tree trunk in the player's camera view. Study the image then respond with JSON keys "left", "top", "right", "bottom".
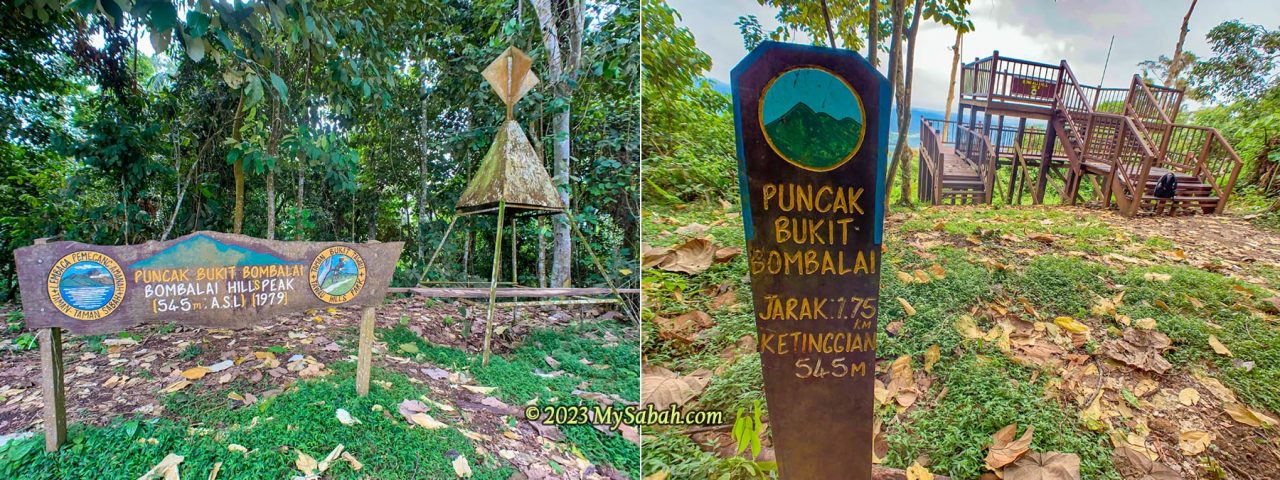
{"left": 882, "top": 0, "right": 906, "bottom": 204}
{"left": 464, "top": 227, "right": 474, "bottom": 279}
{"left": 297, "top": 162, "right": 305, "bottom": 239}
{"left": 1165, "top": 0, "right": 1198, "bottom": 86}
{"left": 266, "top": 171, "right": 275, "bottom": 239}
{"left": 894, "top": 0, "right": 924, "bottom": 205}
{"left": 418, "top": 64, "right": 432, "bottom": 268}
{"left": 819, "top": 0, "right": 837, "bottom": 48}
{"left": 530, "top": 0, "right": 583, "bottom": 289}
{"left": 942, "top": 29, "right": 963, "bottom": 142}
{"left": 231, "top": 96, "right": 246, "bottom": 235}
{"left": 233, "top": 159, "right": 245, "bottom": 234}
{"left": 537, "top": 217, "right": 547, "bottom": 288}
{"left": 868, "top": 0, "right": 879, "bottom": 67}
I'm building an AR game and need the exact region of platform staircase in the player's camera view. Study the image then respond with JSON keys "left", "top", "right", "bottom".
{"left": 918, "top": 54, "right": 1243, "bottom": 216}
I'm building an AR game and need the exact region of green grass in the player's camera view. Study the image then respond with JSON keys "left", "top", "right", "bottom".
{"left": 645, "top": 196, "right": 1280, "bottom": 479}
{"left": 380, "top": 321, "right": 641, "bottom": 477}
{"left": 886, "top": 354, "right": 1117, "bottom": 480}
{"left": 0, "top": 321, "right": 641, "bottom": 479}
{"left": 0, "top": 363, "right": 511, "bottom": 480}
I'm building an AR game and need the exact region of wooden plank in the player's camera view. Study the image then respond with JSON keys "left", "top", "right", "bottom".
{"left": 39, "top": 326, "right": 65, "bottom": 452}
{"left": 389, "top": 287, "right": 639, "bottom": 298}
{"left": 355, "top": 306, "right": 375, "bottom": 397}
{"left": 34, "top": 237, "right": 66, "bottom": 452}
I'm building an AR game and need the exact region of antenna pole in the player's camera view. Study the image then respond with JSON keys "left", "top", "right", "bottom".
{"left": 1099, "top": 35, "right": 1115, "bottom": 87}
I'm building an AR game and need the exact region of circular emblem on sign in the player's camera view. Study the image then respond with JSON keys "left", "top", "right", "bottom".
{"left": 309, "top": 246, "right": 367, "bottom": 304}
{"left": 760, "top": 66, "right": 866, "bottom": 172}
{"left": 46, "top": 251, "right": 126, "bottom": 320}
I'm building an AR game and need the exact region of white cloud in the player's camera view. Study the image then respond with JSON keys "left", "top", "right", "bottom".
{"left": 668, "top": 0, "right": 1280, "bottom": 111}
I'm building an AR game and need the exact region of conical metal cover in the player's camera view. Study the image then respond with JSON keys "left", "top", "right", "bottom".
{"left": 456, "top": 120, "right": 565, "bottom": 214}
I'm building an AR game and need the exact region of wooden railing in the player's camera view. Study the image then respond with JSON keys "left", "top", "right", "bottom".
{"left": 919, "top": 117, "right": 944, "bottom": 204}
{"left": 953, "top": 123, "right": 999, "bottom": 203}
{"left": 960, "top": 53, "right": 1061, "bottom": 105}
{"left": 957, "top": 52, "right": 1241, "bottom": 213}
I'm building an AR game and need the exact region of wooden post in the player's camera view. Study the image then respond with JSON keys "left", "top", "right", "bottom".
{"left": 481, "top": 202, "right": 506, "bottom": 367}
{"left": 1013, "top": 117, "right": 1028, "bottom": 203}
{"left": 1035, "top": 121, "right": 1057, "bottom": 204}
{"left": 355, "top": 305, "right": 376, "bottom": 397}
{"left": 35, "top": 238, "right": 66, "bottom": 452}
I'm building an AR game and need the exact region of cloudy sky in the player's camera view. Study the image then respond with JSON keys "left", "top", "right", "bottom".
{"left": 667, "top": 0, "right": 1279, "bottom": 111}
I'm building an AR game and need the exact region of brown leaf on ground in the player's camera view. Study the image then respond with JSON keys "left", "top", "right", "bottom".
{"left": 1100, "top": 329, "right": 1172, "bottom": 374}
{"left": 640, "top": 365, "right": 710, "bottom": 410}
{"left": 709, "top": 289, "right": 737, "bottom": 310}
{"left": 1223, "top": 402, "right": 1279, "bottom": 428}
{"left": 1112, "top": 445, "right": 1179, "bottom": 480}
{"left": 647, "top": 238, "right": 717, "bottom": 274}
{"left": 924, "top": 345, "right": 940, "bottom": 373}
{"left": 1003, "top": 452, "right": 1080, "bottom": 480}
{"left": 714, "top": 247, "right": 742, "bottom": 264}
{"left": 898, "top": 297, "right": 917, "bottom": 316}
{"left": 137, "top": 452, "right": 184, "bottom": 480}
{"left": 1208, "top": 335, "right": 1233, "bottom": 357}
{"left": 653, "top": 311, "right": 714, "bottom": 344}
{"left": 1178, "top": 430, "right": 1213, "bottom": 455}
{"left": 985, "top": 423, "right": 1034, "bottom": 470}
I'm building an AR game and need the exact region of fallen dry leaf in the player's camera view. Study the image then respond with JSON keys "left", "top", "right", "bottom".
{"left": 1142, "top": 272, "right": 1172, "bottom": 282}
{"left": 1178, "top": 430, "right": 1212, "bottom": 455}
{"left": 336, "top": 408, "right": 361, "bottom": 426}
{"left": 159, "top": 380, "right": 192, "bottom": 394}
{"left": 1208, "top": 335, "right": 1232, "bottom": 357}
{"left": 136, "top": 452, "right": 184, "bottom": 480}
{"left": 1112, "top": 444, "right": 1179, "bottom": 480}
{"left": 340, "top": 451, "right": 363, "bottom": 471}
{"left": 452, "top": 455, "right": 473, "bottom": 478}
{"left": 985, "top": 423, "right": 1035, "bottom": 470}
{"left": 1101, "top": 329, "right": 1172, "bottom": 374}
{"left": 1003, "top": 451, "right": 1080, "bottom": 480}
{"left": 295, "top": 450, "right": 318, "bottom": 476}
{"left": 408, "top": 412, "right": 448, "bottom": 429}
{"left": 1178, "top": 388, "right": 1200, "bottom": 406}
{"left": 924, "top": 345, "right": 940, "bottom": 373}
{"left": 180, "top": 367, "right": 210, "bottom": 380}
{"left": 905, "top": 462, "right": 934, "bottom": 480}
{"left": 641, "top": 365, "right": 710, "bottom": 410}
{"left": 460, "top": 385, "right": 496, "bottom": 395}
{"left": 1223, "top": 402, "right": 1278, "bottom": 428}
{"left": 898, "top": 297, "right": 917, "bottom": 316}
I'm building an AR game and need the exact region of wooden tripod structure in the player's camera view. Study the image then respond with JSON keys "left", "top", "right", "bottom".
{"left": 417, "top": 47, "right": 635, "bottom": 365}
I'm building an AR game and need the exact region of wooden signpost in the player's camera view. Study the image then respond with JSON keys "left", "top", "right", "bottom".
{"left": 732, "top": 41, "right": 889, "bottom": 479}
{"left": 13, "top": 231, "right": 403, "bottom": 450}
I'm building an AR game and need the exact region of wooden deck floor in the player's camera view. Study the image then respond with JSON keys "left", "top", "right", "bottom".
{"left": 940, "top": 146, "right": 980, "bottom": 179}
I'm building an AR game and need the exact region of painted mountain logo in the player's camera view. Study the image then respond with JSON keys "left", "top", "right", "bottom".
{"left": 130, "top": 234, "right": 300, "bottom": 269}
{"left": 760, "top": 67, "right": 865, "bottom": 171}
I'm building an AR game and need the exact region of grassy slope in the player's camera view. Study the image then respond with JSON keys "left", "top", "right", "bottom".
{"left": 0, "top": 319, "right": 639, "bottom": 479}
{"left": 642, "top": 201, "right": 1280, "bottom": 479}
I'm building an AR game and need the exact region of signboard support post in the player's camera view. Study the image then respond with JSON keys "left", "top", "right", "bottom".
{"left": 38, "top": 327, "right": 66, "bottom": 452}
{"left": 732, "top": 41, "right": 890, "bottom": 479}
{"left": 33, "top": 238, "right": 67, "bottom": 452}
{"left": 356, "top": 305, "right": 377, "bottom": 396}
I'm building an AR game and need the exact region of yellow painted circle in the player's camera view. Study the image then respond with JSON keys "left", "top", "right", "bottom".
{"left": 46, "top": 251, "right": 126, "bottom": 321}
{"left": 309, "top": 246, "right": 367, "bottom": 304}
{"left": 759, "top": 65, "right": 866, "bottom": 172}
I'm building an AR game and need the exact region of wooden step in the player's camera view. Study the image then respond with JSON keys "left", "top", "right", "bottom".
{"left": 1140, "top": 195, "right": 1220, "bottom": 203}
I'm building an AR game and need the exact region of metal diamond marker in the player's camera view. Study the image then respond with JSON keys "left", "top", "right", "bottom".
{"left": 483, "top": 46, "right": 539, "bottom": 119}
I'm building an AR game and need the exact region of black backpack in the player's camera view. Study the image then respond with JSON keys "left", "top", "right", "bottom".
{"left": 1153, "top": 172, "right": 1177, "bottom": 199}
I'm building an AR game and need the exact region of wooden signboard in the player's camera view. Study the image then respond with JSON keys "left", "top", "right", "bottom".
{"left": 13, "top": 231, "right": 403, "bottom": 451}
{"left": 1009, "top": 76, "right": 1056, "bottom": 100}
{"left": 14, "top": 231, "right": 403, "bottom": 334}
{"left": 732, "top": 41, "right": 889, "bottom": 479}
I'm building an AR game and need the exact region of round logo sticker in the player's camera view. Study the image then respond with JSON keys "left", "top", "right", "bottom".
{"left": 759, "top": 66, "right": 866, "bottom": 172}
{"left": 46, "top": 251, "right": 126, "bottom": 320}
{"left": 309, "top": 246, "right": 367, "bottom": 304}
